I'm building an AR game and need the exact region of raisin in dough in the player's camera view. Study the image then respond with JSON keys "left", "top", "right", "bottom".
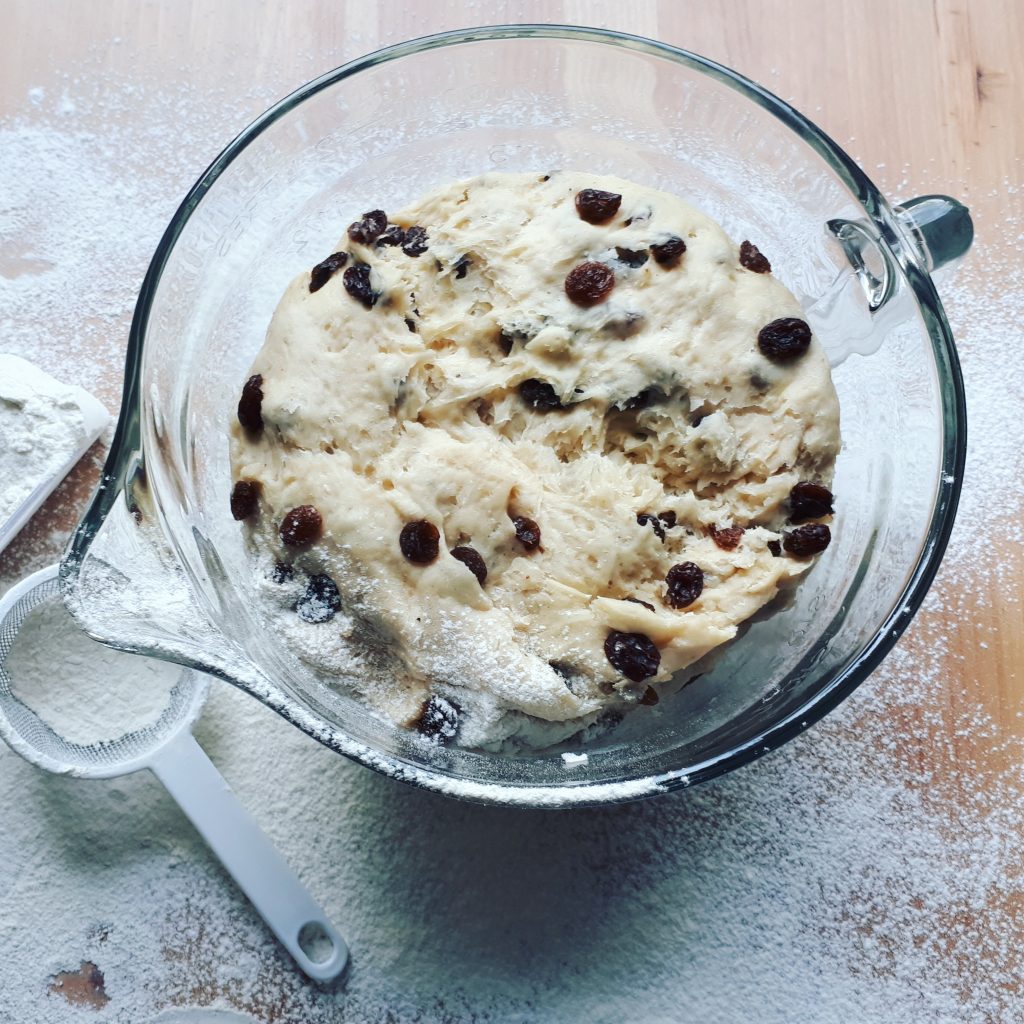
{"left": 229, "top": 171, "right": 840, "bottom": 749}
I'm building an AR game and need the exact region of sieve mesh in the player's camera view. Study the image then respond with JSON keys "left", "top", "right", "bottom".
{"left": 0, "top": 566, "right": 207, "bottom": 778}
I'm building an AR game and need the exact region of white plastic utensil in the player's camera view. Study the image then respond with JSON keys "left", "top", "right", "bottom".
{"left": 0, "top": 563, "right": 348, "bottom": 983}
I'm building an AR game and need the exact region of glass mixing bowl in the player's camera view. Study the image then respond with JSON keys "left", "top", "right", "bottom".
{"left": 62, "top": 26, "right": 968, "bottom": 807}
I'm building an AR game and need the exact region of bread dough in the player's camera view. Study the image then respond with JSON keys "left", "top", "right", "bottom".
{"left": 229, "top": 171, "right": 840, "bottom": 749}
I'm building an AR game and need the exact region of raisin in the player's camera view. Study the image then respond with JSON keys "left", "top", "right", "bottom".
{"left": 758, "top": 317, "right": 812, "bottom": 362}
{"left": 650, "top": 236, "right": 686, "bottom": 267}
{"left": 400, "top": 520, "right": 440, "bottom": 564}
{"left": 658, "top": 510, "right": 677, "bottom": 529}
{"left": 343, "top": 262, "right": 379, "bottom": 309}
{"left": 453, "top": 255, "right": 471, "bottom": 279}
{"left": 511, "top": 515, "right": 542, "bottom": 551}
{"left": 348, "top": 209, "right": 388, "bottom": 244}
{"left": 639, "top": 686, "right": 660, "bottom": 706}
{"left": 789, "top": 482, "right": 834, "bottom": 522}
{"left": 637, "top": 512, "right": 665, "bottom": 542}
{"left": 665, "top": 562, "right": 704, "bottom": 609}
{"left": 280, "top": 505, "right": 323, "bottom": 548}
{"left": 450, "top": 545, "right": 487, "bottom": 585}
{"left": 783, "top": 523, "right": 832, "bottom": 557}
{"left": 624, "top": 596, "right": 656, "bottom": 613}
{"left": 413, "top": 695, "right": 459, "bottom": 742}
{"left": 709, "top": 524, "right": 744, "bottom": 550}
{"left": 548, "top": 659, "right": 573, "bottom": 684}
{"left": 376, "top": 224, "right": 406, "bottom": 247}
{"left": 615, "top": 246, "right": 649, "bottom": 268}
{"left": 237, "top": 374, "right": 264, "bottom": 434}
{"left": 295, "top": 573, "right": 342, "bottom": 624}
{"left": 519, "top": 378, "right": 564, "bottom": 411}
{"left": 270, "top": 561, "right": 294, "bottom": 584}
{"left": 309, "top": 251, "right": 348, "bottom": 293}
{"left": 621, "top": 387, "right": 660, "bottom": 411}
{"left": 401, "top": 225, "right": 428, "bottom": 257}
{"left": 404, "top": 317, "right": 417, "bottom": 333}
{"left": 768, "top": 540, "right": 782, "bottom": 557}
{"left": 739, "top": 240, "right": 772, "bottom": 274}
{"left": 565, "top": 261, "right": 615, "bottom": 306}
{"left": 230, "top": 480, "right": 260, "bottom": 521}
{"left": 604, "top": 630, "right": 661, "bottom": 682}
{"left": 575, "top": 188, "right": 622, "bottom": 224}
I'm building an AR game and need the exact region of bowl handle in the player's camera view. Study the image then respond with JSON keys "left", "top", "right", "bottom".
{"left": 893, "top": 195, "right": 974, "bottom": 275}
{"left": 823, "top": 194, "right": 973, "bottom": 320}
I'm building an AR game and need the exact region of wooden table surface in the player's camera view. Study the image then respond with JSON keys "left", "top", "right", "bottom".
{"left": 1, "top": 2, "right": 1022, "bottom": 1022}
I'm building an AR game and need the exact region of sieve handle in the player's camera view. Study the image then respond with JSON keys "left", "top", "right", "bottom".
{"left": 149, "top": 731, "right": 348, "bottom": 983}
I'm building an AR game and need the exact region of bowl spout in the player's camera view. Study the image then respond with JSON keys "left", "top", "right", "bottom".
{"left": 59, "top": 462, "right": 278, "bottom": 708}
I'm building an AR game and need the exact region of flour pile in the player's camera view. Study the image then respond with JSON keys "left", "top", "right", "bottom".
{"left": 0, "top": 354, "right": 109, "bottom": 550}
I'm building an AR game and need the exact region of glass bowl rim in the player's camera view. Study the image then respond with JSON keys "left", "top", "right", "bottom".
{"left": 76, "top": 23, "right": 967, "bottom": 808}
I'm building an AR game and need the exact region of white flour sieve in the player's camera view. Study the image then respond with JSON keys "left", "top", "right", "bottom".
{"left": 0, "top": 563, "right": 348, "bottom": 983}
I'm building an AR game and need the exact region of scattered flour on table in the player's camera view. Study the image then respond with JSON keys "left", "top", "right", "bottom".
{"left": 0, "top": 55, "right": 1023, "bottom": 1024}
{"left": 6, "top": 596, "right": 180, "bottom": 746}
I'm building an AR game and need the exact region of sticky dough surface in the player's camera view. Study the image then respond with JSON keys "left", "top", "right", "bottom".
{"left": 230, "top": 171, "right": 840, "bottom": 749}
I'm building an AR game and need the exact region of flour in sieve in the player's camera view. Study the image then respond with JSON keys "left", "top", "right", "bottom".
{"left": 7, "top": 597, "right": 180, "bottom": 746}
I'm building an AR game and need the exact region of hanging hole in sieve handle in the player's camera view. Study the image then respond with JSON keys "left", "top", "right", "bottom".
{"left": 297, "top": 920, "right": 340, "bottom": 965}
